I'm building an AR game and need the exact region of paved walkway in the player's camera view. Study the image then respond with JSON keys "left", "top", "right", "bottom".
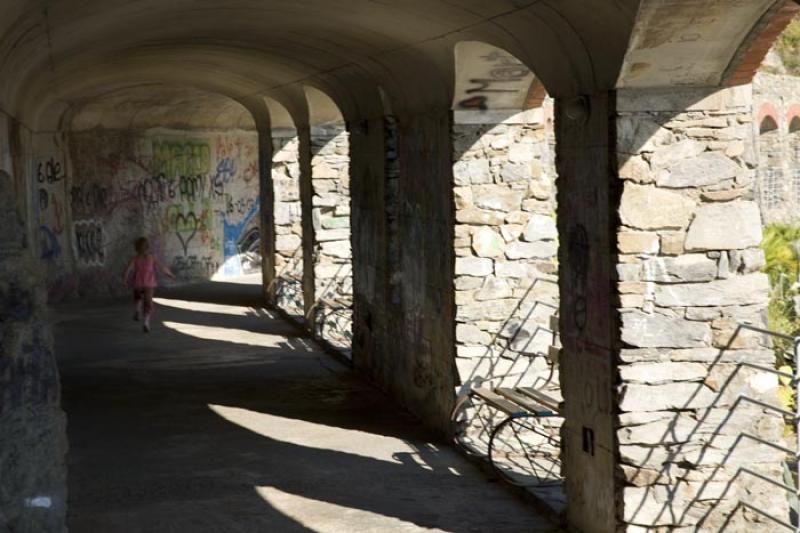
{"left": 54, "top": 278, "right": 560, "bottom": 532}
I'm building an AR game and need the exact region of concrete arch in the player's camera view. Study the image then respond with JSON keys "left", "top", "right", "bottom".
{"left": 453, "top": 41, "right": 537, "bottom": 112}
{"left": 304, "top": 86, "right": 345, "bottom": 127}
{"left": 67, "top": 85, "right": 257, "bottom": 132}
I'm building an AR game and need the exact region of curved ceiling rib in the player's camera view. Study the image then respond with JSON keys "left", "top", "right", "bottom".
{"left": 3, "top": 0, "right": 780, "bottom": 131}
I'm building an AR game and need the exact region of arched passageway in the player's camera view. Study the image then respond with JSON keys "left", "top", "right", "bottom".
{"left": 2, "top": 2, "right": 799, "bottom": 532}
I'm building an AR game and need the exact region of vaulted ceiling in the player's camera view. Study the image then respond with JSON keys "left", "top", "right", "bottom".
{"left": 0, "top": 0, "right": 790, "bottom": 131}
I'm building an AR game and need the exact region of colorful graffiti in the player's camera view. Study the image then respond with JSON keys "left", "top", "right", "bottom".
{"left": 35, "top": 131, "right": 260, "bottom": 297}
{"left": 222, "top": 198, "right": 260, "bottom": 277}
{"left": 152, "top": 140, "right": 211, "bottom": 179}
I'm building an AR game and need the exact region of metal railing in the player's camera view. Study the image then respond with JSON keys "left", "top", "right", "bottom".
{"left": 724, "top": 323, "right": 799, "bottom": 531}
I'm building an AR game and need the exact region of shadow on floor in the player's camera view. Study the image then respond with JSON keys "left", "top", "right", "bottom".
{"left": 55, "top": 281, "right": 560, "bottom": 532}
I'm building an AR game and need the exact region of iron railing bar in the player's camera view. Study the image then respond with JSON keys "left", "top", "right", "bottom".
{"left": 739, "top": 362, "right": 796, "bottom": 381}
{"left": 736, "top": 502, "right": 795, "bottom": 530}
{"left": 739, "top": 396, "right": 796, "bottom": 418}
{"left": 739, "top": 467, "right": 797, "bottom": 494}
{"left": 737, "top": 323, "right": 797, "bottom": 342}
{"left": 740, "top": 432, "right": 797, "bottom": 456}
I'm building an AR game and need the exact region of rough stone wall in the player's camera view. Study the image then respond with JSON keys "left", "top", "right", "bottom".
{"left": 35, "top": 128, "right": 260, "bottom": 300}
{"left": 614, "top": 86, "right": 783, "bottom": 531}
{"left": 556, "top": 93, "right": 619, "bottom": 533}
{"left": 753, "top": 72, "right": 800, "bottom": 222}
{"left": 272, "top": 133, "right": 304, "bottom": 319}
{"left": 394, "top": 111, "right": 456, "bottom": 435}
{"left": 452, "top": 111, "right": 558, "bottom": 393}
{"left": 350, "top": 117, "right": 391, "bottom": 378}
{"left": 32, "top": 132, "right": 75, "bottom": 301}
{"left": 0, "top": 116, "right": 68, "bottom": 532}
{"left": 309, "top": 126, "right": 353, "bottom": 353}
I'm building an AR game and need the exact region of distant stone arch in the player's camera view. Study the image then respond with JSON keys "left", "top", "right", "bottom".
{"left": 758, "top": 103, "right": 780, "bottom": 133}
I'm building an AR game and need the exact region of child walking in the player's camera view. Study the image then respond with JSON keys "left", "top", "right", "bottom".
{"left": 123, "top": 237, "right": 175, "bottom": 332}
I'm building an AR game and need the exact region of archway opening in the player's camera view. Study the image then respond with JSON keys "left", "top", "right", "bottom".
{"left": 34, "top": 84, "right": 261, "bottom": 302}
{"left": 305, "top": 86, "right": 353, "bottom": 357}
{"left": 450, "top": 41, "right": 562, "bottom": 500}
{"left": 266, "top": 97, "right": 304, "bottom": 321}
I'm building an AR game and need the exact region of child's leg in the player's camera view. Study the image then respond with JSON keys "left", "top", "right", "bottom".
{"left": 133, "top": 289, "right": 143, "bottom": 320}
{"left": 142, "top": 288, "right": 155, "bottom": 331}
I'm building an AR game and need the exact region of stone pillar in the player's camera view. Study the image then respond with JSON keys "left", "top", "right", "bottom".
{"left": 258, "top": 128, "right": 276, "bottom": 304}
{"left": 392, "top": 110, "right": 457, "bottom": 435}
{"left": 0, "top": 165, "right": 67, "bottom": 531}
{"left": 349, "top": 117, "right": 390, "bottom": 373}
{"left": 615, "top": 86, "right": 782, "bottom": 532}
{"left": 556, "top": 92, "right": 618, "bottom": 533}
{"left": 298, "top": 127, "right": 315, "bottom": 327}
{"left": 272, "top": 132, "right": 304, "bottom": 318}
{"left": 557, "top": 87, "right": 783, "bottom": 532}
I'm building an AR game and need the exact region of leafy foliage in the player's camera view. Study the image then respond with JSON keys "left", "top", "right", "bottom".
{"left": 776, "top": 17, "right": 800, "bottom": 76}
{"left": 762, "top": 224, "right": 800, "bottom": 414}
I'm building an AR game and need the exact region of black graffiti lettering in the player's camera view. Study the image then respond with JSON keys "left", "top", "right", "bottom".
{"left": 38, "top": 189, "right": 49, "bottom": 211}
{"left": 465, "top": 78, "right": 519, "bottom": 94}
{"left": 458, "top": 96, "right": 488, "bottom": 110}
{"left": 172, "top": 255, "right": 219, "bottom": 278}
{"left": 70, "top": 184, "right": 110, "bottom": 217}
{"left": 173, "top": 211, "right": 199, "bottom": 256}
{"left": 226, "top": 196, "right": 256, "bottom": 216}
{"left": 178, "top": 175, "right": 202, "bottom": 203}
{"left": 73, "top": 220, "right": 105, "bottom": 265}
{"left": 37, "top": 158, "right": 65, "bottom": 184}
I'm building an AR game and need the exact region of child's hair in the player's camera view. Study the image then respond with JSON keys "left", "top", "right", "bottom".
{"left": 134, "top": 237, "right": 149, "bottom": 254}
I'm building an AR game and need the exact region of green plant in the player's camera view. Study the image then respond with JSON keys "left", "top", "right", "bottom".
{"left": 762, "top": 224, "right": 800, "bottom": 414}
{"left": 775, "top": 16, "right": 800, "bottom": 76}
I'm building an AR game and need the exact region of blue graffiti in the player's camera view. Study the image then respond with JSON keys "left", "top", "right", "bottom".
{"left": 222, "top": 198, "right": 260, "bottom": 277}
{"left": 39, "top": 225, "right": 61, "bottom": 261}
{"left": 216, "top": 158, "right": 237, "bottom": 184}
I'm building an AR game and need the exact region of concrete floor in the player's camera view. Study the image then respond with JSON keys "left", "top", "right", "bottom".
{"left": 54, "top": 278, "right": 560, "bottom": 533}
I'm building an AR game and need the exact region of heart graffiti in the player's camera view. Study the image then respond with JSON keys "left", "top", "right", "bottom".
{"left": 174, "top": 212, "right": 199, "bottom": 256}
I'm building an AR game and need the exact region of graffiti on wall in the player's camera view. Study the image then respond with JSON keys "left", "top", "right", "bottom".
{"left": 73, "top": 219, "right": 105, "bottom": 266}
{"left": 36, "top": 131, "right": 260, "bottom": 297}
{"left": 34, "top": 150, "right": 69, "bottom": 265}
{"left": 454, "top": 42, "right": 535, "bottom": 111}
{"left": 36, "top": 158, "right": 65, "bottom": 184}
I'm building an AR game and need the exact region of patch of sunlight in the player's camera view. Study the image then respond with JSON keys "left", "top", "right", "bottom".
{"left": 154, "top": 298, "right": 257, "bottom": 316}
{"left": 209, "top": 404, "right": 413, "bottom": 464}
{"left": 213, "top": 273, "right": 263, "bottom": 285}
{"left": 254, "top": 486, "right": 450, "bottom": 533}
{"left": 163, "top": 321, "right": 286, "bottom": 347}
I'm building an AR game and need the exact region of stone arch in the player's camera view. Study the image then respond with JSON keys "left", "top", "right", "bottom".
{"left": 758, "top": 103, "right": 780, "bottom": 133}
{"left": 266, "top": 97, "right": 305, "bottom": 320}
{"left": 759, "top": 114, "right": 779, "bottom": 134}
{"left": 788, "top": 107, "right": 800, "bottom": 134}
{"left": 788, "top": 106, "right": 800, "bottom": 211}
{"left": 450, "top": 41, "right": 561, "bottom": 482}
{"left": 303, "top": 86, "right": 353, "bottom": 355}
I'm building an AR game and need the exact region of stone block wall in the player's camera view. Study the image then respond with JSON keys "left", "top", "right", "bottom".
{"left": 309, "top": 126, "right": 353, "bottom": 353}
{"left": 614, "top": 86, "right": 784, "bottom": 531}
{"left": 349, "top": 116, "right": 392, "bottom": 380}
{"left": 353, "top": 111, "right": 456, "bottom": 435}
{"left": 33, "top": 128, "right": 260, "bottom": 301}
{"left": 272, "top": 134, "right": 304, "bottom": 319}
{"left": 452, "top": 110, "right": 559, "bottom": 392}
{"left": 0, "top": 116, "right": 67, "bottom": 532}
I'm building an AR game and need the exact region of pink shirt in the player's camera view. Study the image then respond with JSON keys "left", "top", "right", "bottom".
{"left": 132, "top": 255, "right": 157, "bottom": 288}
